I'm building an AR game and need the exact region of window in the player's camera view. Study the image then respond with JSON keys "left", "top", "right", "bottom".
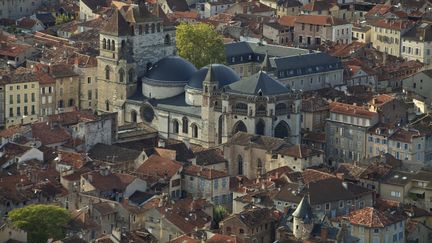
{"left": 391, "top": 191, "right": 401, "bottom": 198}
{"left": 373, "top": 228, "right": 379, "bottom": 233}
{"left": 339, "top": 200, "right": 344, "bottom": 208}
{"left": 214, "top": 179, "right": 218, "bottom": 190}
{"left": 24, "top": 94, "right": 28, "bottom": 102}
{"left": 31, "top": 93, "right": 35, "bottom": 102}
{"left": 17, "top": 94, "right": 20, "bottom": 103}
{"left": 31, "top": 105, "right": 35, "bottom": 115}
{"left": 325, "top": 203, "right": 330, "bottom": 210}
{"left": 119, "top": 69, "right": 125, "bottom": 82}
{"left": 9, "top": 108, "right": 13, "bottom": 117}
{"left": 399, "top": 231, "right": 403, "bottom": 240}
{"left": 105, "top": 66, "right": 111, "bottom": 80}
{"left": 88, "top": 77, "right": 91, "bottom": 84}
{"left": 173, "top": 120, "right": 179, "bottom": 134}
{"left": 9, "top": 95, "right": 12, "bottom": 104}
{"left": 182, "top": 117, "right": 188, "bottom": 134}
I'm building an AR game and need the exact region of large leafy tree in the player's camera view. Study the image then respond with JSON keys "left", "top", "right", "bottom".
{"left": 176, "top": 23, "right": 226, "bottom": 68}
{"left": 212, "top": 205, "right": 228, "bottom": 229}
{"left": 8, "top": 204, "right": 71, "bottom": 243}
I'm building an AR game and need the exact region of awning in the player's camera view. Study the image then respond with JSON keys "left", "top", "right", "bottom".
{"left": 409, "top": 188, "right": 425, "bottom": 195}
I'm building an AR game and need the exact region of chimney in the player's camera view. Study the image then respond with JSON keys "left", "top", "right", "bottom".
{"left": 124, "top": 197, "right": 129, "bottom": 205}
{"left": 321, "top": 226, "right": 328, "bottom": 242}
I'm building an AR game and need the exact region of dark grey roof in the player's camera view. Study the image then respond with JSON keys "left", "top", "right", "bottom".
{"left": 187, "top": 64, "right": 240, "bottom": 90}
{"left": 308, "top": 178, "right": 358, "bottom": 204}
{"left": 402, "top": 23, "right": 432, "bottom": 42}
{"left": 225, "top": 71, "right": 290, "bottom": 95}
{"left": 129, "top": 191, "right": 154, "bottom": 205}
{"left": 88, "top": 143, "right": 142, "bottom": 163}
{"left": 292, "top": 195, "right": 313, "bottom": 220}
{"left": 35, "top": 13, "right": 56, "bottom": 25}
{"left": 81, "top": 0, "right": 110, "bottom": 11}
{"left": 145, "top": 56, "right": 197, "bottom": 82}
{"left": 224, "top": 41, "right": 309, "bottom": 61}
{"left": 166, "top": 0, "right": 190, "bottom": 11}
{"left": 150, "top": 93, "right": 202, "bottom": 117}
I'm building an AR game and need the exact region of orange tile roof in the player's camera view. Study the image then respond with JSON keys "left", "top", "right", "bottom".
{"left": 294, "top": 15, "right": 348, "bottom": 26}
{"left": 183, "top": 164, "right": 229, "bottom": 180}
{"left": 0, "top": 43, "right": 32, "bottom": 57}
{"left": 330, "top": 102, "right": 377, "bottom": 119}
{"left": 348, "top": 207, "right": 405, "bottom": 228}
{"left": 370, "top": 19, "right": 413, "bottom": 30}
{"left": 278, "top": 16, "right": 297, "bottom": 27}
{"left": 368, "top": 94, "right": 394, "bottom": 107}
{"left": 136, "top": 155, "right": 182, "bottom": 179}
{"left": 31, "top": 122, "right": 71, "bottom": 146}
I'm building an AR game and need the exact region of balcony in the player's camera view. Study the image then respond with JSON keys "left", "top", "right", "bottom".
{"left": 233, "top": 108, "right": 247, "bottom": 116}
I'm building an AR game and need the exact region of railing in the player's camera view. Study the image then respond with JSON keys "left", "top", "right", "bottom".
{"left": 275, "top": 109, "right": 288, "bottom": 115}
{"left": 233, "top": 108, "right": 247, "bottom": 116}
{"left": 255, "top": 110, "right": 267, "bottom": 116}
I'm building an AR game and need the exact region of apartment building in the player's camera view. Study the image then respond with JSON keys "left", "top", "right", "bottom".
{"left": 35, "top": 70, "right": 56, "bottom": 116}
{"left": 293, "top": 15, "right": 352, "bottom": 47}
{"left": 352, "top": 25, "right": 371, "bottom": 43}
{"left": 326, "top": 102, "right": 379, "bottom": 165}
{"left": 0, "top": 0, "right": 44, "bottom": 19}
{"left": 370, "top": 19, "right": 414, "bottom": 57}
{"left": 3, "top": 69, "right": 40, "bottom": 128}
{"left": 402, "top": 23, "right": 432, "bottom": 64}
{"left": 49, "top": 64, "right": 80, "bottom": 113}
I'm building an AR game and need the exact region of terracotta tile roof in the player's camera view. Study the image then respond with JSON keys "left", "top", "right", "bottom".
{"left": 0, "top": 143, "right": 33, "bottom": 167}
{"left": 183, "top": 164, "right": 228, "bottom": 180}
{"left": 0, "top": 43, "right": 32, "bottom": 57}
{"left": 368, "top": 94, "right": 394, "bottom": 107}
{"left": 16, "top": 17, "right": 37, "bottom": 29}
{"left": 31, "top": 122, "right": 71, "bottom": 146}
{"left": 82, "top": 170, "right": 137, "bottom": 191}
{"left": 194, "top": 148, "right": 227, "bottom": 166}
{"left": 329, "top": 102, "right": 378, "bottom": 119}
{"left": 301, "top": 96, "right": 329, "bottom": 112}
{"left": 365, "top": 4, "right": 393, "bottom": 17}
{"left": 167, "top": 11, "right": 199, "bottom": 22}
{"left": 88, "top": 143, "right": 142, "bottom": 163}
{"left": 0, "top": 125, "right": 30, "bottom": 139}
{"left": 47, "top": 110, "right": 97, "bottom": 125}
{"left": 302, "top": 169, "right": 336, "bottom": 185}
{"left": 34, "top": 70, "right": 56, "bottom": 84}
{"left": 303, "top": 0, "right": 333, "bottom": 12}
{"left": 136, "top": 155, "right": 182, "bottom": 179}
{"left": 294, "top": 15, "right": 348, "bottom": 26}
{"left": 154, "top": 147, "right": 176, "bottom": 160}
{"left": 93, "top": 202, "right": 116, "bottom": 215}
{"left": 348, "top": 207, "right": 406, "bottom": 228}
{"left": 275, "top": 144, "right": 322, "bottom": 158}
{"left": 230, "top": 207, "right": 279, "bottom": 228}
{"left": 370, "top": 19, "right": 414, "bottom": 30}
{"left": 59, "top": 151, "right": 87, "bottom": 169}
{"left": 388, "top": 129, "right": 420, "bottom": 143}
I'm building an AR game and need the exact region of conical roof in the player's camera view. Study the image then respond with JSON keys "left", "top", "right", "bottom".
{"left": 292, "top": 195, "right": 313, "bottom": 220}
{"left": 203, "top": 64, "right": 216, "bottom": 83}
{"left": 261, "top": 52, "right": 271, "bottom": 72}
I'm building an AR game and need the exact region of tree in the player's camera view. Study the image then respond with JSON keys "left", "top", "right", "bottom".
{"left": 212, "top": 205, "right": 228, "bottom": 229}
{"left": 8, "top": 204, "right": 71, "bottom": 243}
{"left": 176, "top": 23, "right": 226, "bottom": 68}
{"left": 55, "top": 14, "right": 72, "bottom": 26}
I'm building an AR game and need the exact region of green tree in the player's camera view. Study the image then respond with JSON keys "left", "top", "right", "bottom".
{"left": 55, "top": 14, "right": 72, "bottom": 26}
{"left": 176, "top": 23, "right": 226, "bottom": 68}
{"left": 212, "top": 205, "right": 228, "bottom": 229}
{"left": 8, "top": 204, "right": 71, "bottom": 243}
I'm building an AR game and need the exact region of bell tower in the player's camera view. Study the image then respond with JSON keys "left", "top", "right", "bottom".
{"left": 201, "top": 65, "right": 218, "bottom": 147}
{"left": 97, "top": 9, "right": 137, "bottom": 125}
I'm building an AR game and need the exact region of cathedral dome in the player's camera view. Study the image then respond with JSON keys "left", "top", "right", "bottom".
{"left": 145, "top": 56, "right": 197, "bottom": 82}
{"left": 186, "top": 64, "right": 240, "bottom": 90}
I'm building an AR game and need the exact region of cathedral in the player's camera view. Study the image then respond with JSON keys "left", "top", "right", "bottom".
{"left": 97, "top": 3, "right": 302, "bottom": 148}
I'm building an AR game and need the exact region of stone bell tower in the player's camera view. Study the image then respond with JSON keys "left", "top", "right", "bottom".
{"left": 201, "top": 65, "right": 218, "bottom": 147}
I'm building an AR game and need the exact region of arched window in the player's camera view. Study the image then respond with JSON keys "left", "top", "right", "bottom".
{"left": 131, "top": 110, "right": 137, "bottom": 123}
{"left": 257, "top": 159, "right": 263, "bottom": 175}
{"left": 182, "top": 117, "right": 189, "bottom": 134}
{"left": 151, "top": 23, "right": 155, "bottom": 33}
{"left": 192, "top": 123, "right": 198, "bottom": 138}
{"left": 256, "top": 119, "right": 265, "bottom": 135}
{"left": 218, "top": 115, "right": 224, "bottom": 144}
{"left": 128, "top": 69, "right": 134, "bottom": 83}
{"left": 102, "top": 38, "right": 106, "bottom": 49}
{"left": 111, "top": 40, "right": 115, "bottom": 51}
{"left": 121, "top": 40, "right": 126, "bottom": 50}
{"left": 107, "top": 39, "right": 111, "bottom": 50}
{"left": 173, "top": 120, "right": 179, "bottom": 134}
{"left": 239, "top": 228, "right": 244, "bottom": 234}
{"left": 156, "top": 23, "right": 161, "bottom": 32}
{"left": 235, "top": 102, "right": 248, "bottom": 110}
{"left": 105, "top": 66, "right": 111, "bottom": 80}
{"left": 105, "top": 101, "right": 110, "bottom": 111}
{"left": 232, "top": 121, "right": 247, "bottom": 135}
{"left": 237, "top": 155, "right": 243, "bottom": 175}
{"left": 274, "top": 121, "right": 290, "bottom": 138}
{"left": 58, "top": 100, "right": 64, "bottom": 108}
{"left": 275, "top": 103, "right": 287, "bottom": 115}
{"left": 164, "top": 34, "right": 170, "bottom": 45}
{"left": 68, "top": 99, "right": 74, "bottom": 107}
{"left": 145, "top": 24, "right": 149, "bottom": 34}
{"left": 119, "top": 69, "right": 125, "bottom": 82}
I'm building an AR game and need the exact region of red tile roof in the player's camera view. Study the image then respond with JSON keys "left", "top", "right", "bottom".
{"left": 31, "top": 122, "right": 71, "bottom": 146}
{"left": 0, "top": 43, "right": 32, "bottom": 57}
{"left": 365, "top": 4, "right": 393, "bottom": 17}
{"left": 330, "top": 102, "right": 378, "bottom": 119}
{"left": 136, "top": 155, "right": 182, "bottom": 179}
{"left": 370, "top": 19, "right": 413, "bottom": 30}
{"left": 348, "top": 207, "right": 405, "bottom": 228}
{"left": 368, "top": 94, "right": 394, "bottom": 107}
{"left": 294, "top": 15, "right": 348, "bottom": 26}
{"left": 82, "top": 170, "right": 137, "bottom": 191}
{"left": 278, "top": 16, "right": 297, "bottom": 27}
{"left": 183, "top": 164, "right": 229, "bottom": 180}
{"left": 16, "top": 17, "right": 37, "bottom": 29}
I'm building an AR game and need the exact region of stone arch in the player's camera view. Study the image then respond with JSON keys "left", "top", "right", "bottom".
{"left": 232, "top": 120, "right": 247, "bottom": 135}
{"left": 111, "top": 40, "right": 115, "bottom": 51}
{"left": 218, "top": 115, "right": 224, "bottom": 144}
{"left": 274, "top": 120, "right": 290, "bottom": 139}
{"left": 131, "top": 110, "right": 138, "bottom": 123}
{"left": 172, "top": 119, "right": 179, "bottom": 134}
{"left": 191, "top": 123, "right": 198, "bottom": 138}
{"left": 105, "top": 65, "right": 111, "bottom": 80}
{"left": 164, "top": 34, "right": 171, "bottom": 45}
{"left": 256, "top": 119, "right": 265, "bottom": 135}
{"left": 68, "top": 98, "right": 74, "bottom": 107}
{"left": 182, "top": 116, "right": 189, "bottom": 134}
{"left": 128, "top": 69, "right": 134, "bottom": 83}
{"left": 237, "top": 155, "right": 243, "bottom": 175}
{"left": 102, "top": 38, "right": 106, "bottom": 49}
{"left": 119, "top": 68, "right": 125, "bottom": 82}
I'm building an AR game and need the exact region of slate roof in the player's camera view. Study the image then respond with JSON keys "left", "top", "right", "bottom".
{"left": 225, "top": 71, "right": 290, "bottom": 95}
{"left": 145, "top": 56, "right": 197, "bottom": 82}
{"left": 292, "top": 196, "right": 313, "bottom": 220}
{"left": 81, "top": 0, "right": 110, "bottom": 11}
{"left": 100, "top": 9, "right": 131, "bottom": 36}
{"left": 224, "top": 41, "right": 308, "bottom": 59}
{"left": 187, "top": 64, "right": 240, "bottom": 90}
{"left": 308, "top": 178, "right": 361, "bottom": 204}
{"left": 236, "top": 208, "right": 278, "bottom": 227}
{"left": 128, "top": 191, "right": 154, "bottom": 205}
{"left": 125, "top": 4, "right": 161, "bottom": 23}
{"left": 403, "top": 23, "right": 432, "bottom": 42}
{"left": 88, "top": 143, "right": 142, "bottom": 163}
{"left": 166, "top": 0, "right": 189, "bottom": 12}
